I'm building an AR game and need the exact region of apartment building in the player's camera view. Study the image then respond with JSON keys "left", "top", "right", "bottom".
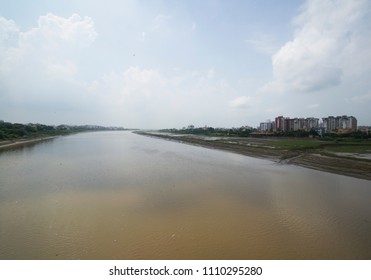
{"left": 268, "top": 115, "right": 357, "bottom": 133}
{"left": 274, "top": 116, "right": 319, "bottom": 132}
{"left": 322, "top": 115, "right": 357, "bottom": 132}
{"left": 259, "top": 120, "right": 274, "bottom": 131}
{"left": 275, "top": 116, "right": 285, "bottom": 131}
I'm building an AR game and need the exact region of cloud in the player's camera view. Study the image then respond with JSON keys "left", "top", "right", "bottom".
{"left": 350, "top": 92, "right": 371, "bottom": 103}
{"left": 229, "top": 96, "right": 253, "bottom": 108}
{"left": 0, "top": 18, "right": 20, "bottom": 74}
{"left": 262, "top": 0, "right": 371, "bottom": 94}
{"left": 1, "top": 13, "right": 97, "bottom": 73}
{"left": 306, "top": 103, "right": 319, "bottom": 109}
{"left": 152, "top": 14, "right": 172, "bottom": 31}
{"left": 0, "top": 12, "right": 238, "bottom": 128}
{"left": 246, "top": 33, "right": 279, "bottom": 55}
{"left": 91, "top": 66, "right": 165, "bottom": 100}
{"left": 20, "top": 13, "right": 97, "bottom": 52}
{"left": 0, "top": 17, "right": 19, "bottom": 48}
{"left": 141, "top": 31, "right": 146, "bottom": 41}
{"left": 0, "top": 13, "right": 98, "bottom": 121}
{"left": 87, "top": 67, "right": 237, "bottom": 128}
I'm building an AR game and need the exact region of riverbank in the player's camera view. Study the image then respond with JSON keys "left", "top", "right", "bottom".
{"left": 0, "top": 136, "right": 57, "bottom": 151}
{"left": 135, "top": 131, "right": 371, "bottom": 181}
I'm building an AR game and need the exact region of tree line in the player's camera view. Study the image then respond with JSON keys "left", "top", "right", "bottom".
{"left": 160, "top": 126, "right": 370, "bottom": 140}
{"left": 0, "top": 121, "right": 126, "bottom": 140}
{"left": 160, "top": 126, "right": 255, "bottom": 137}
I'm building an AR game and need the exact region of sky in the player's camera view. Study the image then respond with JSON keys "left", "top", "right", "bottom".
{"left": 0, "top": 0, "right": 370, "bottom": 129}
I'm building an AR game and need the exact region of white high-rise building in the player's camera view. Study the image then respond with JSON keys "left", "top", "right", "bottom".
{"left": 322, "top": 115, "right": 357, "bottom": 132}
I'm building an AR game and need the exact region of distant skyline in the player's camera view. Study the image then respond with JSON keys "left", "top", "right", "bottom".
{"left": 1, "top": 0, "right": 371, "bottom": 128}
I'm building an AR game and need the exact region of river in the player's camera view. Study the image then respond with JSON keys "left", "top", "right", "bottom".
{"left": 0, "top": 131, "right": 370, "bottom": 259}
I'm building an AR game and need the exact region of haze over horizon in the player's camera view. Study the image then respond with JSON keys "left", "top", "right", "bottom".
{"left": 1, "top": 0, "right": 371, "bottom": 129}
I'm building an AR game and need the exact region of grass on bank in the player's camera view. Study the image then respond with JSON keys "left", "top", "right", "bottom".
{"left": 204, "top": 136, "right": 371, "bottom": 157}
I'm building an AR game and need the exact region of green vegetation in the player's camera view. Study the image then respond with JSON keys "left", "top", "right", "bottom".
{"left": 256, "top": 139, "right": 326, "bottom": 150}
{"left": 160, "top": 126, "right": 255, "bottom": 137}
{"left": 273, "top": 129, "right": 319, "bottom": 138}
{"left": 322, "top": 131, "right": 371, "bottom": 140}
{"left": 157, "top": 125, "right": 371, "bottom": 160}
{"left": 322, "top": 144, "right": 371, "bottom": 154}
{"left": 137, "top": 130, "right": 371, "bottom": 180}
{"left": 161, "top": 125, "right": 370, "bottom": 141}
{"left": 0, "top": 121, "right": 127, "bottom": 141}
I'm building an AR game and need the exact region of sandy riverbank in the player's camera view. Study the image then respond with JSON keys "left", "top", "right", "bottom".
{"left": 135, "top": 131, "right": 371, "bottom": 181}
{"left": 0, "top": 136, "right": 56, "bottom": 151}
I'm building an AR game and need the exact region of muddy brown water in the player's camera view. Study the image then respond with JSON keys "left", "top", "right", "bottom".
{"left": 0, "top": 131, "right": 370, "bottom": 259}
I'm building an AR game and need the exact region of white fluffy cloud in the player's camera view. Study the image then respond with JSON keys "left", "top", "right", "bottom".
{"left": 0, "top": 17, "right": 19, "bottom": 47}
{"left": 89, "top": 67, "right": 166, "bottom": 107}
{"left": 0, "top": 13, "right": 97, "bottom": 73}
{"left": 1, "top": 12, "right": 241, "bottom": 127}
{"left": 229, "top": 96, "right": 253, "bottom": 108}
{"left": 2, "top": 2, "right": 368, "bottom": 128}
{"left": 0, "top": 13, "right": 98, "bottom": 122}
{"left": 88, "top": 67, "right": 235, "bottom": 128}
{"left": 0, "top": 18, "right": 19, "bottom": 73}
{"left": 22, "top": 13, "right": 97, "bottom": 49}
{"left": 263, "top": 0, "right": 371, "bottom": 93}
{"left": 1, "top": 13, "right": 97, "bottom": 79}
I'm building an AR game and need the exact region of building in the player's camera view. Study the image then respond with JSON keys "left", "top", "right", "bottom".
{"left": 305, "top": 117, "right": 319, "bottom": 130}
{"left": 274, "top": 116, "right": 319, "bottom": 132}
{"left": 346, "top": 116, "right": 357, "bottom": 131}
{"left": 275, "top": 116, "right": 285, "bottom": 131}
{"left": 322, "top": 116, "right": 336, "bottom": 132}
{"left": 270, "top": 115, "right": 356, "bottom": 133}
{"left": 259, "top": 120, "right": 273, "bottom": 131}
{"left": 322, "top": 115, "right": 357, "bottom": 133}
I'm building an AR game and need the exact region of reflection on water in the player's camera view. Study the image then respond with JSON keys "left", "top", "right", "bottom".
{"left": 0, "top": 131, "right": 370, "bottom": 259}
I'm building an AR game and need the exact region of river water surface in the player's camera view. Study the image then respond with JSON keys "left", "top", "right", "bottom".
{"left": 0, "top": 131, "right": 370, "bottom": 259}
